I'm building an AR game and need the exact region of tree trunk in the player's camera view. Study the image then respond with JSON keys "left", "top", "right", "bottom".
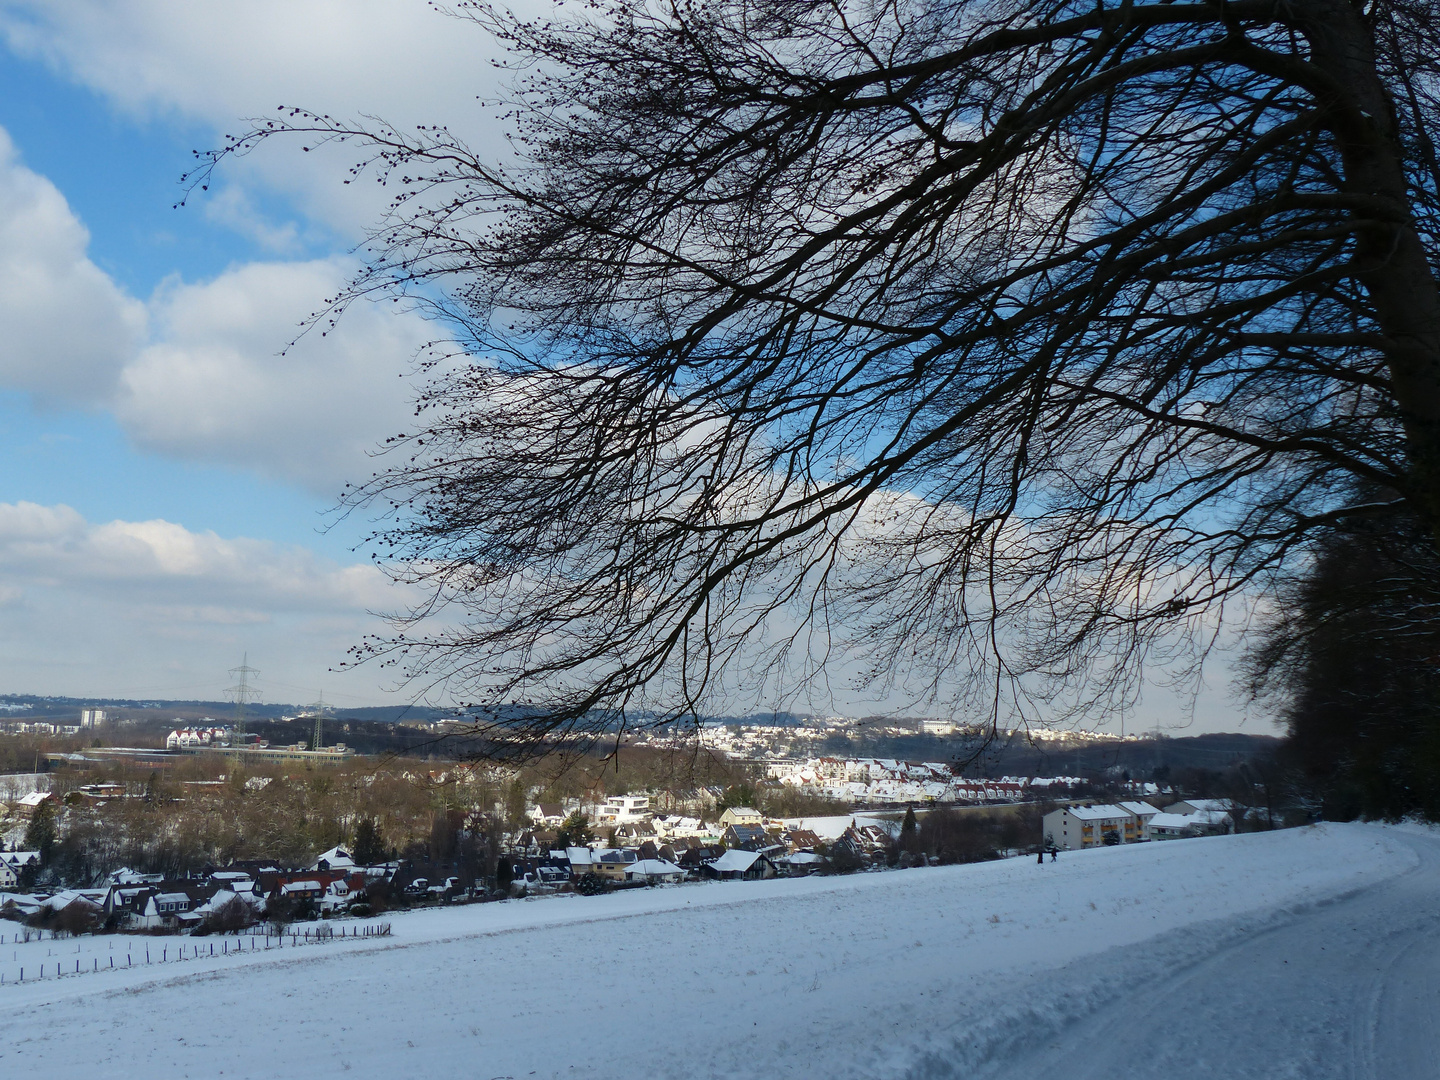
{"left": 1301, "top": 2, "right": 1440, "bottom": 537}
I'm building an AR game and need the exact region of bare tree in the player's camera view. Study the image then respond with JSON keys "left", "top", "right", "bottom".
{"left": 193, "top": 0, "right": 1440, "bottom": 752}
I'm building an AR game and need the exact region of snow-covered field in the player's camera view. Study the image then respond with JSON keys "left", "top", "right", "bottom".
{"left": 0, "top": 823, "right": 1422, "bottom": 1078}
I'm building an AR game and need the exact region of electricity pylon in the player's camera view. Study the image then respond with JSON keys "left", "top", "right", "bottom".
{"left": 302, "top": 693, "right": 332, "bottom": 751}
{"left": 225, "top": 654, "right": 261, "bottom": 748}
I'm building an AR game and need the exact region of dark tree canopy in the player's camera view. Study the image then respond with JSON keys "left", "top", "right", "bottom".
{"left": 198, "top": 0, "right": 1440, "bottom": 750}
{"left": 1247, "top": 503, "right": 1440, "bottom": 819}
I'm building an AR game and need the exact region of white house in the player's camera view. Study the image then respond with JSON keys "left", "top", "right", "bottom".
{"left": 595, "top": 795, "right": 652, "bottom": 825}
{"left": 623, "top": 859, "right": 685, "bottom": 884}
{"left": 321, "top": 879, "right": 354, "bottom": 912}
{"left": 1117, "top": 801, "right": 1162, "bottom": 840}
{"left": 1042, "top": 804, "right": 1142, "bottom": 850}
{"left": 651, "top": 815, "right": 708, "bottom": 839}
{"left": 0, "top": 850, "right": 40, "bottom": 886}
{"left": 717, "top": 806, "right": 764, "bottom": 829}
{"left": 1150, "top": 806, "right": 1233, "bottom": 839}
{"left": 310, "top": 846, "right": 356, "bottom": 872}
{"left": 134, "top": 891, "right": 198, "bottom": 929}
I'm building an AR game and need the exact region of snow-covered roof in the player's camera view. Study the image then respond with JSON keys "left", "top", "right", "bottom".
{"left": 1149, "top": 813, "right": 1197, "bottom": 830}
{"left": 626, "top": 859, "right": 684, "bottom": 877}
{"left": 1118, "top": 801, "right": 1161, "bottom": 817}
{"left": 1152, "top": 809, "right": 1231, "bottom": 829}
{"left": 1066, "top": 804, "right": 1131, "bottom": 821}
{"left": 778, "top": 852, "right": 826, "bottom": 865}
{"left": 194, "top": 888, "right": 239, "bottom": 914}
{"left": 311, "top": 846, "right": 355, "bottom": 870}
{"left": 721, "top": 806, "right": 763, "bottom": 820}
{"left": 1175, "top": 798, "right": 1230, "bottom": 813}
{"left": 280, "top": 880, "right": 323, "bottom": 894}
{"left": 710, "top": 849, "right": 763, "bottom": 873}
{"left": 1190, "top": 809, "right": 1232, "bottom": 826}
{"left": 43, "top": 889, "right": 103, "bottom": 911}
{"left": 566, "top": 847, "right": 595, "bottom": 866}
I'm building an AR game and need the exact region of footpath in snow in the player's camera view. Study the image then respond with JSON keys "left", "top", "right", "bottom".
{"left": 0, "top": 823, "right": 1418, "bottom": 1079}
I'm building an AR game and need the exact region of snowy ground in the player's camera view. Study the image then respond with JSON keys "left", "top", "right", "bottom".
{"left": 0, "top": 823, "right": 1425, "bottom": 1079}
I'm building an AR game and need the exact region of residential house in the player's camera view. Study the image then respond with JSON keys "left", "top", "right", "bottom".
{"left": 0, "top": 850, "right": 40, "bottom": 887}
{"left": 615, "top": 819, "right": 658, "bottom": 845}
{"left": 1042, "top": 805, "right": 1137, "bottom": 851}
{"left": 722, "top": 823, "right": 771, "bottom": 851}
{"left": 623, "top": 859, "right": 685, "bottom": 884}
{"left": 651, "top": 814, "right": 708, "bottom": 839}
{"left": 590, "top": 849, "right": 640, "bottom": 881}
{"left": 1150, "top": 807, "right": 1233, "bottom": 839}
{"left": 774, "top": 852, "right": 826, "bottom": 876}
{"left": 783, "top": 829, "right": 823, "bottom": 853}
{"left": 276, "top": 879, "right": 327, "bottom": 904}
{"left": 1165, "top": 798, "right": 1232, "bottom": 816}
{"left": 529, "top": 803, "right": 565, "bottom": 827}
{"left": 1117, "top": 801, "right": 1162, "bottom": 841}
{"left": 676, "top": 845, "right": 725, "bottom": 874}
{"left": 310, "top": 846, "right": 356, "bottom": 872}
{"left": 565, "top": 847, "right": 596, "bottom": 877}
{"left": 704, "top": 849, "right": 778, "bottom": 881}
{"left": 190, "top": 886, "right": 261, "bottom": 922}
{"left": 595, "top": 795, "right": 652, "bottom": 826}
{"left": 132, "top": 886, "right": 213, "bottom": 929}
{"left": 718, "top": 806, "right": 764, "bottom": 829}
{"left": 12, "top": 791, "right": 53, "bottom": 820}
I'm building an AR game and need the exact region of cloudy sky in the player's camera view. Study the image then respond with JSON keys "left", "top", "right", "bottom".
{"left": 0, "top": 2, "right": 1253, "bottom": 731}
{"left": 0, "top": 1, "right": 508, "bottom": 708}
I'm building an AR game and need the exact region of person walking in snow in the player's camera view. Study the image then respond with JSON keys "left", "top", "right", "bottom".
{"left": 1037, "top": 848, "right": 1045, "bottom": 865}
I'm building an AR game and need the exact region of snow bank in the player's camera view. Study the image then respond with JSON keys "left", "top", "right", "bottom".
{"left": 0, "top": 823, "right": 1415, "bottom": 1079}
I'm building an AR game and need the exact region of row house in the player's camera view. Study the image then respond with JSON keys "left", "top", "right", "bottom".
{"left": 1042, "top": 801, "right": 1162, "bottom": 851}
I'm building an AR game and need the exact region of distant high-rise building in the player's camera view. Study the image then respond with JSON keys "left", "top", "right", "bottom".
{"left": 79, "top": 708, "right": 107, "bottom": 728}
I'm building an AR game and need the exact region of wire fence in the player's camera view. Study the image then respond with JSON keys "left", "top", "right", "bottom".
{"left": 0, "top": 923, "right": 391, "bottom": 986}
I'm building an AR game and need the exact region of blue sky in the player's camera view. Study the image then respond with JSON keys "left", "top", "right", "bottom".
{"left": 0, "top": 47, "right": 341, "bottom": 547}
{"left": 0, "top": 1, "right": 487, "bottom": 706}
{"left": 0, "top": 2, "right": 1250, "bottom": 732}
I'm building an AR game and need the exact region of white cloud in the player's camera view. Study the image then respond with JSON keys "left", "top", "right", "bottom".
{"left": 116, "top": 258, "right": 432, "bottom": 493}
{"left": 0, "top": 128, "right": 146, "bottom": 403}
{"left": 0, "top": 0, "right": 519, "bottom": 234}
{"left": 202, "top": 186, "right": 304, "bottom": 255}
{"left": 0, "top": 500, "right": 396, "bottom": 609}
{"left": 0, "top": 133, "right": 435, "bottom": 493}
{"left": 0, "top": 501, "right": 415, "bottom": 701}
{"left": 0, "top": 0, "right": 491, "bottom": 127}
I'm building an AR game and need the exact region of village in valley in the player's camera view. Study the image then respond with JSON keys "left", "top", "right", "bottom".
{"left": 0, "top": 696, "right": 1278, "bottom": 949}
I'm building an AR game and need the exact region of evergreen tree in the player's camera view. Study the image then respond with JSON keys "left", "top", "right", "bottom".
{"left": 24, "top": 799, "right": 57, "bottom": 862}
{"left": 555, "top": 811, "right": 591, "bottom": 849}
{"left": 900, "top": 807, "right": 920, "bottom": 853}
{"left": 353, "top": 815, "right": 387, "bottom": 865}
